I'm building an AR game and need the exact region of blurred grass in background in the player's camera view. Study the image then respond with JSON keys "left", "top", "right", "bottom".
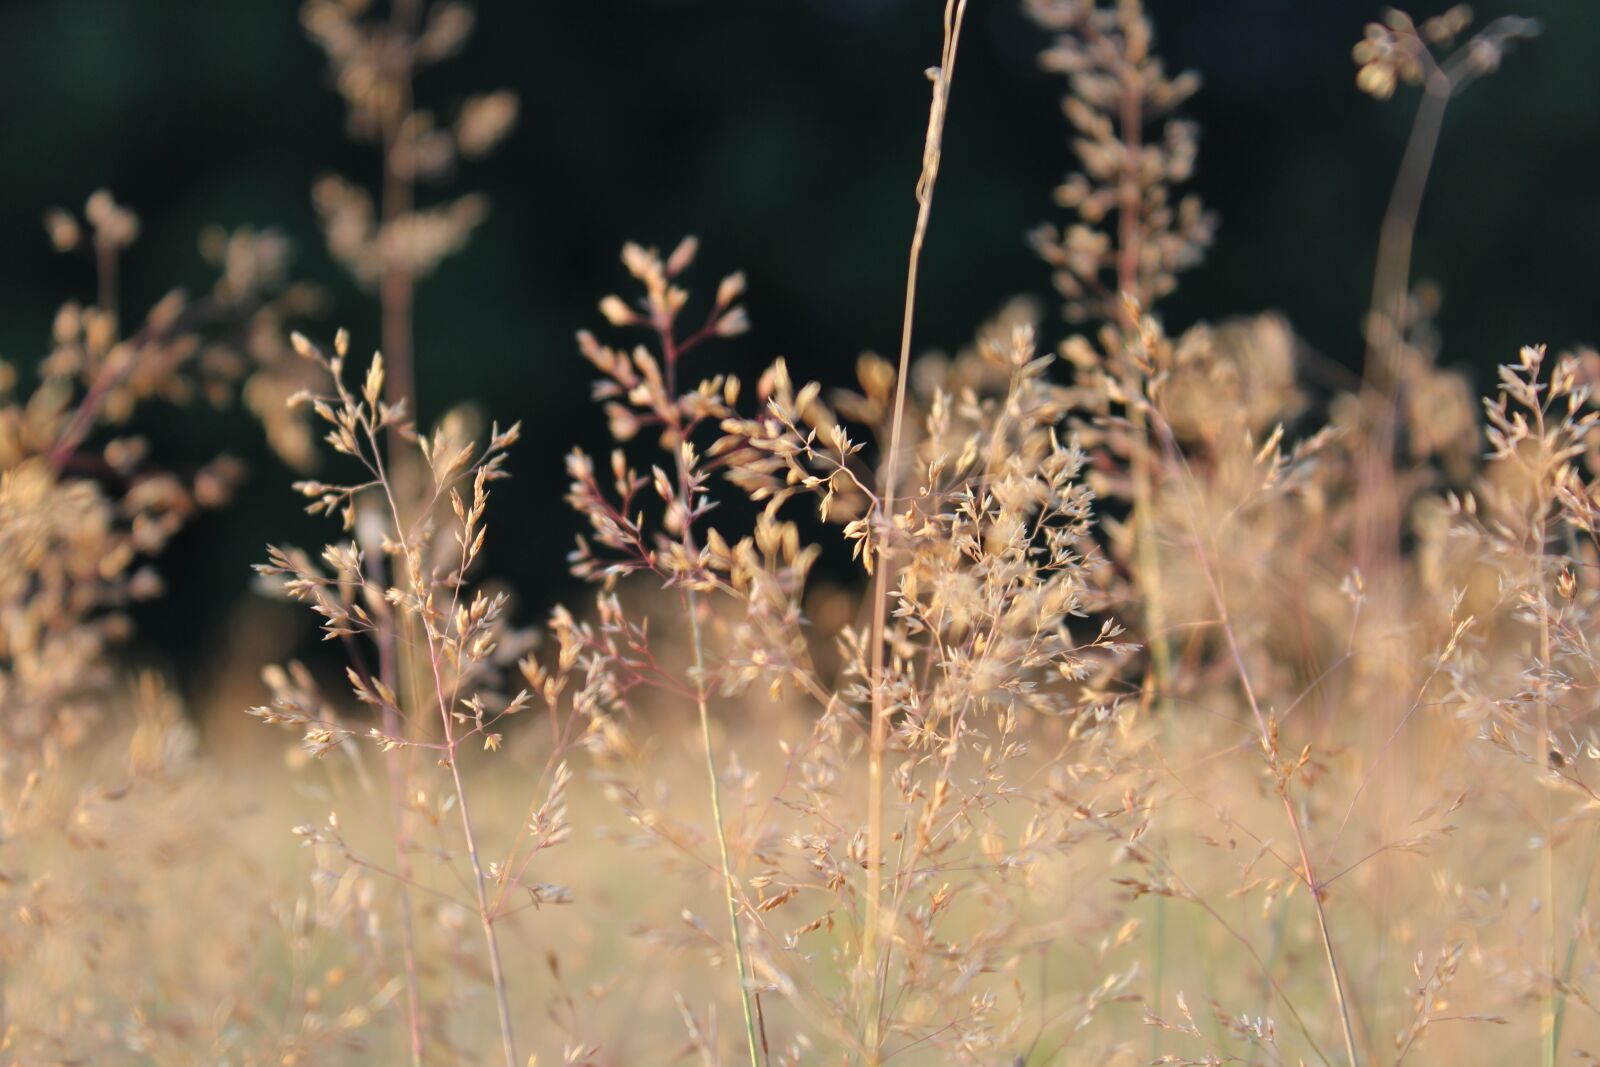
{"left": 0, "top": 0, "right": 1595, "bottom": 696}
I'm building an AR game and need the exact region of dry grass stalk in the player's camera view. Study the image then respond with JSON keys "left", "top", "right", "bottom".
{"left": 253, "top": 327, "right": 543, "bottom": 1067}
{"left": 299, "top": 3, "right": 520, "bottom": 1057}
{"left": 863, "top": 2, "right": 968, "bottom": 1060}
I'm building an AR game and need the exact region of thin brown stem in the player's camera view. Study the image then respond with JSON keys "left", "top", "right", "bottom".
{"left": 1535, "top": 467, "right": 1556, "bottom": 1067}
{"left": 1362, "top": 71, "right": 1449, "bottom": 397}
{"left": 1354, "top": 70, "right": 1449, "bottom": 578}
{"left": 366, "top": 427, "right": 516, "bottom": 1067}
{"left": 863, "top": 4, "right": 966, "bottom": 1062}
{"left": 687, "top": 586, "right": 761, "bottom": 1067}
{"left": 373, "top": 11, "right": 426, "bottom": 1058}
{"left": 659, "top": 317, "right": 761, "bottom": 1066}
{"left": 1108, "top": 38, "right": 1180, "bottom": 1043}
{"left": 1354, "top": 12, "right": 1544, "bottom": 571}
{"left": 363, "top": 525, "right": 425, "bottom": 1066}
{"left": 433, "top": 651, "right": 519, "bottom": 1067}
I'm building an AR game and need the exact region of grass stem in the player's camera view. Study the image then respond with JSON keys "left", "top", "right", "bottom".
{"left": 863, "top": 4, "right": 966, "bottom": 1061}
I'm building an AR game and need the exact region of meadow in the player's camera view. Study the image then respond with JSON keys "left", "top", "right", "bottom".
{"left": 2, "top": 2, "right": 1595, "bottom": 1065}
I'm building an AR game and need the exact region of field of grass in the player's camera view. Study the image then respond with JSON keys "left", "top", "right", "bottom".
{"left": 4, "top": 2, "right": 1595, "bottom": 1065}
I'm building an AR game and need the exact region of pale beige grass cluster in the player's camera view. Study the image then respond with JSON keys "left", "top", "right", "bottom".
{"left": 4, "top": 2, "right": 1595, "bottom": 1066}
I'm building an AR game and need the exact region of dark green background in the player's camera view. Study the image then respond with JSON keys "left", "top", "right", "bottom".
{"left": 1, "top": 0, "right": 1594, "bottom": 691}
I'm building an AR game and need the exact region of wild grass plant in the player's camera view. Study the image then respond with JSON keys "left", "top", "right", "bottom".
{"left": 1, "top": 1, "right": 1595, "bottom": 1065}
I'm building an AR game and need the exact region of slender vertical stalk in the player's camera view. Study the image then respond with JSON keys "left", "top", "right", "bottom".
{"left": 365, "top": 529, "right": 425, "bottom": 1067}
{"left": 863, "top": 3, "right": 966, "bottom": 1061}
{"left": 374, "top": 10, "right": 425, "bottom": 1058}
{"left": 1355, "top": 13, "right": 1543, "bottom": 571}
{"left": 1350, "top": 54, "right": 1462, "bottom": 1055}
{"left": 1110, "top": 40, "right": 1168, "bottom": 707}
{"left": 369, "top": 430, "right": 515, "bottom": 1067}
{"left": 432, "top": 651, "right": 519, "bottom": 1067}
{"left": 661, "top": 323, "right": 761, "bottom": 1067}
{"left": 1107, "top": 41, "right": 1179, "bottom": 1044}
{"left": 1348, "top": 28, "right": 1538, "bottom": 1054}
{"left": 1355, "top": 71, "right": 1449, "bottom": 577}
{"left": 1535, "top": 494, "right": 1556, "bottom": 1067}
{"left": 1361, "top": 72, "right": 1449, "bottom": 396}
{"left": 686, "top": 587, "right": 762, "bottom": 1067}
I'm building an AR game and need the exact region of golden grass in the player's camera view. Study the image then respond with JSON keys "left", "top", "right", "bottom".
{"left": 4, "top": 2, "right": 1592, "bottom": 1066}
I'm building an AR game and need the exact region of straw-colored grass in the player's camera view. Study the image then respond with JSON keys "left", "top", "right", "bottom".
{"left": 4, "top": 2, "right": 1590, "bottom": 1065}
